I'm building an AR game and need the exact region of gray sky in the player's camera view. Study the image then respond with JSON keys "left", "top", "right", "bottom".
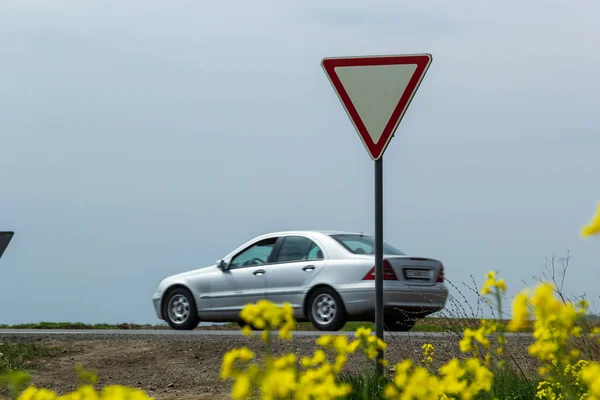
{"left": 1, "top": 0, "right": 599, "bottom": 324}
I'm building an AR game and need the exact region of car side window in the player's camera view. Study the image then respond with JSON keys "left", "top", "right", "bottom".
{"left": 230, "top": 237, "right": 277, "bottom": 268}
{"left": 276, "top": 236, "right": 324, "bottom": 263}
{"left": 306, "top": 243, "right": 324, "bottom": 260}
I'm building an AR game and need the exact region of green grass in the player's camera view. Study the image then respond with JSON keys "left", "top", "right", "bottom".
{"left": 1, "top": 320, "right": 443, "bottom": 332}
{"left": 0, "top": 319, "right": 512, "bottom": 333}
{"left": 341, "top": 371, "right": 388, "bottom": 399}
{"left": 0, "top": 322, "right": 167, "bottom": 330}
{"left": 339, "top": 366, "right": 538, "bottom": 399}
{"left": 5, "top": 316, "right": 594, "bottom": 333}
{"left": 480, "top": 367, "right": 538, "bottom": 400}
{"left": 0, "top": 342, "right": 59, "bottom": 373}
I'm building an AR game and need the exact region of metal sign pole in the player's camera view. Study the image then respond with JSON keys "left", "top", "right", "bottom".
{"left": 374, "top": 157, "right": 384, "bottom": 376}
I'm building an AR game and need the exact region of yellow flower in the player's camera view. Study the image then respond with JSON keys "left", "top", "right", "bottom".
{"left": 422, "top": 343, "right": 434, "bottom": 353}
{"left": 253, "top": 318, "right": 266, "bottom": 330}
{"left": 481, "top": 270, "right": 507, "bottom": 296}
{"left": 350, "top": 326, "right": 386, "bottom": 361}
{"left": 301, "top": 349, "right": 327, "bottom": 368}
{"left": 386, "top": 356, "right": 496, "bottom": 400}
{"left": 578, "top": 299, "right": 590, "bottom": 311}
{"left": 439, "top": 359, "right": 467, "bottom": 393}
{"left": 241, "top": 325, "right": 253, "bottom": 337}
{"left": 231, "top": 373, "right": 251, "bottom": 399}
{"left": 316, "top": 335, "right": 333, "bottom": 347}
{"left": 100, "top": 386, "right": 152, "bottom": 400}
{"left": 18, "top": 387, "right": 57, "bottom": 400}
{"left": 581, "top": 362, "right": 600, "bottom": 399}
{"left": 508, "top": 292, "right": 530, "bottom": 331}
{"left": 355, "top": 326, "right": 371, "bottom": 337}
{"left": 334, "top": 353, "right": 348, "bottom": 373}
{"left": 507, "top": 282, "right": 586, "bottom": 375}
{"left": 333, "top": 336, "right": 349, "bottom": 353}
{"left": 279, "top": 326, "right": 293, "bottom": 340}
{"left": 17, "top": 384, "right": 154, "bottom": 400}
{"left": 420, "top": 343, "right": 435, "bottom": 367}
{"left": 347, "top": 339, "right": 361, "bottom": 353}
{"left": 496, "top": 279, "right": 507, "bottom": 293}
{"left": 459, "top": 329, "right": 474, "bottom": 353}
{"left": 260, "top": 368, "right": 297, "bottom": 399}
{"left": 238, "top": 300, "right": 295, "bottom": 342}
{"left": 221, "top": 347, "right": 255, "bottom": 379}
{"left": 581, "top": 201, "right": 600, "bottom": 237}
{"left": 260, "top": 330, "right": 269, "bottom": 342}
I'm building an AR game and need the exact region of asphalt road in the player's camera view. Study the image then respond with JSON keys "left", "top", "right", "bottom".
{"left": 0, "top": 329, "right": 530, "bottom": 338}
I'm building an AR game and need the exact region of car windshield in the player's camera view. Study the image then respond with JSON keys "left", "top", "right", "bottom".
{"left": 330, "top": 234, "right": 405, "bottom": 255}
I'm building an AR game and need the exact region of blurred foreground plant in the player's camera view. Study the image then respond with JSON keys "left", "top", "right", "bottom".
{"left": 581, "top": 201, "right": 600, "bottom": 238}
{"left": 222, "top": 267, "right": 600, "bottom": 400}
{"left": 0, "top": 366, "right": 153, "bottom": 400}
{"left": 222, "top": 299, "right": 387, "bottom": 399}
{"left": 2, "top": 267, "right": 599, "bottom": 400}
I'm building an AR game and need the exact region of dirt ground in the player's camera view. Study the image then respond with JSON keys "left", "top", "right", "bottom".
{"left": 0, "top": 333, "right": 538, "bottom": 400}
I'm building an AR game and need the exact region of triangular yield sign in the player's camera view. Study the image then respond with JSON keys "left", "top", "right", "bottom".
{"left": 321, "top": 54, "right": 432, "bottom": 160}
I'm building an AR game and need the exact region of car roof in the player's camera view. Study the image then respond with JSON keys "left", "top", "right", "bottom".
{"left": 222, "top": 230, "right": 376, "bottom": 261}
{"left": 260, "top": 230, "right": 371, "bottom": 237}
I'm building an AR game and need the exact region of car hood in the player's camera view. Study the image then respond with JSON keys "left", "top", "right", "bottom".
{"left": 156, "top": 265, "right": 216, "bottom": 289}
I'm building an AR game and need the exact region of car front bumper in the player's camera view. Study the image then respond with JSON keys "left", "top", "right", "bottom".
{"left": 152, "top": 291, "right": 163, "bottom": 320}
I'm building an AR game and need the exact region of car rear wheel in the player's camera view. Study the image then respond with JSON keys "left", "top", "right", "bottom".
{"left": 308, "top": 287, "right": 346, "bottom": 331}
{"left": 163, "top": 287, "right": 200, "bottom": 330}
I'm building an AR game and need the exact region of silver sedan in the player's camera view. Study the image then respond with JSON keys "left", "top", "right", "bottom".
{"left": 152, "top": 230, "right": 448, "bottom": 331}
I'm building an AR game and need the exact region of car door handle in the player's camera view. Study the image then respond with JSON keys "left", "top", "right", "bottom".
{"left": 302, "top": 265, "right": 316, "bottom": 272}
{"left": 253, "top": 269, "right": 266, "bottom": 276}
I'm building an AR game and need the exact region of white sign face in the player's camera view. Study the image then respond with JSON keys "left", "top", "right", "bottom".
{"left": 322, "top": 54, "right": 432, "bottom": 160}
{"left": 335, "top": 64, "right": 418, "bottom": 144}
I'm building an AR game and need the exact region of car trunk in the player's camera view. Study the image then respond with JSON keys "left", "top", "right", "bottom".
{"left": 385, "top": 256, "right": 443, "bottom": 286}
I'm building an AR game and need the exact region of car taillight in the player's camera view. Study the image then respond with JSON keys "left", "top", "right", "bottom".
{"left": 436, "top": 264, "right": 445, "bottom": 282}
{"left": 363, "top": 260, "right": 398, "bottom": 280}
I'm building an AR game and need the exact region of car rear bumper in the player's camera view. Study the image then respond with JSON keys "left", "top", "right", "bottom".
{"left": 338, "top": 282, "right": 449, "bottom": 318}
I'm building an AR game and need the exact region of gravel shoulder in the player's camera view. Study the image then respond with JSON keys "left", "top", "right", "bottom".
{"left": 0, "top": 332, "right": 537, "bottom": 400}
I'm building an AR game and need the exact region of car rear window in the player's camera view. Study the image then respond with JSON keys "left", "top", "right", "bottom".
{"left": 330, "top": 234, "right": 405, "bottom": 255}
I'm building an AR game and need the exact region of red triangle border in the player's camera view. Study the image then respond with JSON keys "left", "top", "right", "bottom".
{"left": 321, "top": 54, "right": 432, "bottom": 160}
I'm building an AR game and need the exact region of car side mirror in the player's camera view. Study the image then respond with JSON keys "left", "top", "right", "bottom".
{"left": 217, "top": 259, "right": 229, "bottom": 271}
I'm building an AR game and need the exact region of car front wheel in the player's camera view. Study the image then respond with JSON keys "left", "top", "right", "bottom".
{"left": 163, "top": 287, "right": 200, "bottom": 330}
{"left": 308, "top": 287, "right": 346, "bottom": 331}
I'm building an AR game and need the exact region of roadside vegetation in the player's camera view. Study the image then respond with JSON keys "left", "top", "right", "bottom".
{"left": 0, "top": 317, "right": 534, "bottom": 333}
{"left": 9, "top": 315, "right": 598, "bottom": 334}
{"left": 0, "top": 203, "right": 598, "bottom": 399}
{"left": 0, "top": 342, "right": 59, "bottom": 374}
{"left": 3, "top": 264, "right": 597, "bottom": 400}
{"left": 0, "top": 322, "right": 168, "bottom": 330}
{"left": 216, "top": 266, "right": 600, "bottom": 399}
